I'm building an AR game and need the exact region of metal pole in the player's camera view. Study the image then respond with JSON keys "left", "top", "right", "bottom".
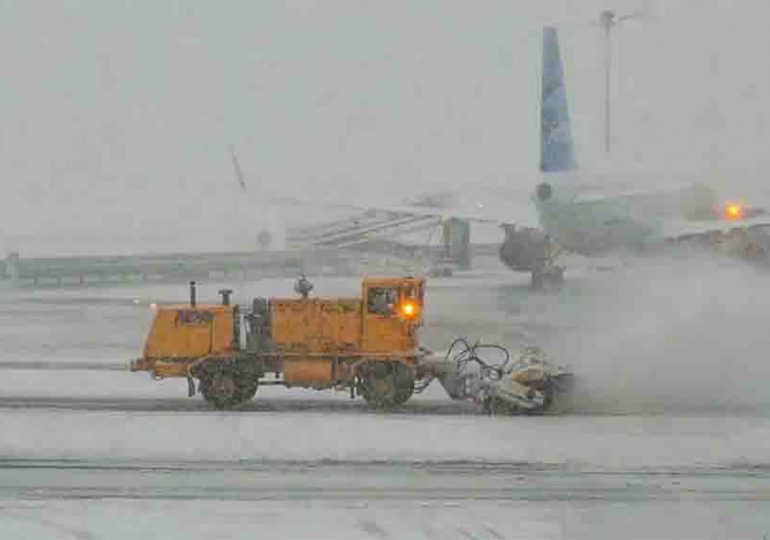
{"left": 601, "top": 10, "right": 615, "bottom": 156}
{"left": 599, "top": 9, "right": 646, "bottom": 156}
{"left": 604, "top": 20, "right": 612, "bottom": 155}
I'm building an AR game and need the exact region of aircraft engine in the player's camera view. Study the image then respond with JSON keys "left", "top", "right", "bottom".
{"left": 535, "top": 182, "right": 553, "bottom": 202}
{"left": 498, "top": 225, "right": 549, "bottom": 273}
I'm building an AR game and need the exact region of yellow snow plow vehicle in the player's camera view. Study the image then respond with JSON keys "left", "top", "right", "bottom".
{"left": 131, "top": 277, "right": 573, "bottom": 413}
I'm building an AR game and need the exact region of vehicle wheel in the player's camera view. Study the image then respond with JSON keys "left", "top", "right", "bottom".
{"left": 360, "top": 362, "right": 398, "bottom": 409}
{"left": 237, "top": 376, "right": 259, "bottom": 402}
{"left": 548, "top": 267, "right": 565, "bottom": 288}
{"left": 200, "top": 369, "right": 240, "bottom": 410}
{"left": 531, "top": 267, "right": 564, "bottom": 291}
{"left": 392, "top": 363, "right": 415, "bottom": 405}
{"left": 530, "top": 270, "right": 544, "bottom": 290}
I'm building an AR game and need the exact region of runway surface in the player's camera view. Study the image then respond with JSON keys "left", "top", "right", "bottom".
{"left": 2, "top": 458, "right": 769, "bottom": 539}
{"left": 4, "top": 458, "right": 769, "bottom": 502}
{"left": 2, "top": 265, "right": 770, "bottom": 538}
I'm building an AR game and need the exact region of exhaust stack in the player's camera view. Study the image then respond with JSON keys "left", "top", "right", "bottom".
{"left": 189, "top": 281, "right": 197, "bottom": 307}
{"left": 218, "top": 289, "right": 233, "bottom": 306}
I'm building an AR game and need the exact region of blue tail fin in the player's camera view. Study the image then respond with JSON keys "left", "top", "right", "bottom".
{"left": 540, "top": 26, "right": 576, "bottom": 173}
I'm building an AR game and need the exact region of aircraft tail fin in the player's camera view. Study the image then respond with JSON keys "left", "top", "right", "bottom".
{"left": 540, "top": 26, "right": 576, "bottom": 173}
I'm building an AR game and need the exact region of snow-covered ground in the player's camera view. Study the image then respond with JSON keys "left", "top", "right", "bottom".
{"left": 2, "top": 402, "right": 769, "bottom": 468}
{"left": 2, "top": 262, "right": 770, "bottom": 538}
{"left": 3, "top": 474, "right": 769, "bottom": 540}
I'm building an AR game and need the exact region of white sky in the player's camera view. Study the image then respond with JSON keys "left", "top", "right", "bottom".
{"left": 1, "top": 0, "right": 768, "bottom": 256}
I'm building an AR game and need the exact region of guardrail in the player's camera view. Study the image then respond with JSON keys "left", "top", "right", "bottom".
{"left": 0, "top": 250, "right": 308, "bottom": 288}
{"left": 1, "top": 244, "right": 501, "bottom": 289}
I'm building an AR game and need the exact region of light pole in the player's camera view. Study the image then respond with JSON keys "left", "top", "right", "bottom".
{"left": 599, "top": 9, "right": 643, "bottom": 156}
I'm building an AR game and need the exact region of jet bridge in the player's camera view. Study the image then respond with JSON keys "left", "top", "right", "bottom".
{"left": 286, "top": 209, "right": 471, "bottom": 269}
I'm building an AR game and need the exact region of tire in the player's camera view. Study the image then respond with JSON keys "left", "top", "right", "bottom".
{"left": 392, "top": 363, "right": 415, "bottom": 405}
{"left": 548, "top": 267, "right": 565, "bottom": 288}
{"left": 531, "top": 267, "right": 564, "bottom": 291}
{"left": 360, "top": 362, "right": 398, "bottom": 409}
{"left": 530, "top": 271, "right": 544, "bottom": 290}
{"left": 200, "top": 369, "right": 240, "bottom": 410}
{"left": 237, "top": 376, "right": 259, "bottom": 402}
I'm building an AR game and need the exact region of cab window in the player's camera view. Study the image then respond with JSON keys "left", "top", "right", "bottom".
{"left": 366, "top": 287, "right": 399, "bottom": 316}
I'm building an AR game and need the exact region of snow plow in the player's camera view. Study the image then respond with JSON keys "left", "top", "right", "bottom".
{"left": 130, "top": 277, "right": 573, "bottom": 414}
{"left": 420, "top": 339, "right": 573, "bottom": 415}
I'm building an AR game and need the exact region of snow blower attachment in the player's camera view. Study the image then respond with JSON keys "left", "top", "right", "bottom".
{"left": 419, "top": 339, "right": 574, "bottom": 414}
{"left": 131, "top": 278, "right": 573, "bottom": 414}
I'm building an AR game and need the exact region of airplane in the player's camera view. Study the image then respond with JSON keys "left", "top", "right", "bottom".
{"left": 496, "top": 26, "right": 770, "bottom": 288}
{"left": 231, "top": 26, "right": 770, "bottom": 289}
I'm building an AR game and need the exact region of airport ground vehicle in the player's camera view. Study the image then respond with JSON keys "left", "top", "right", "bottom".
{"left": 131, "top": 277, "right": 572, "bottom": 413}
